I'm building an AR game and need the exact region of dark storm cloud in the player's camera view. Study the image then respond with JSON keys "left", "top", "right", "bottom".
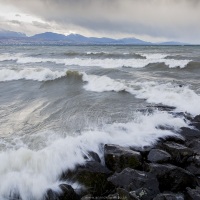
{"left": 32, "top": 21, "right": 51, "bottom": 29}
{"left": 0, "top": 0, "right": 200, "bottom": 42}
{"left": 9, "top": 20, "right": 21, "bottom": 25}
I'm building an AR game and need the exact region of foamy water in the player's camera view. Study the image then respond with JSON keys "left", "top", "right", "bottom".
{"left": 0, "top": 45, "right": 199, "bottom": 199}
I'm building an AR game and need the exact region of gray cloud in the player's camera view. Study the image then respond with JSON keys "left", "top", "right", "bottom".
{"left": 0, "top": 0, "right": 200, "bottom": 43}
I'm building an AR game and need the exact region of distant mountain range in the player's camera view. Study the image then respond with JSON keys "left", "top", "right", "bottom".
{"left": 0, "top": 30, "right": 188, "bottom": 45}
{"left": 0, "top": 29, "right": 27, "bottom": 38}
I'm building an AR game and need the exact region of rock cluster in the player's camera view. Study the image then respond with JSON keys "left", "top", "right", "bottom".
{"left": 43, "top": 114, "right": 200, "bottom": 200}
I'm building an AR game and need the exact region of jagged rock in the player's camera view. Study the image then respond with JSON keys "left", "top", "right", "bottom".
{"left": 104, "top": 144, "right": 142, "bottom": 172}
{"left": 45, "top": 184, "right": 78, "bottom": 200}
{"left": 186, "top": 155, "right": 200, "bottom": 175}
{"left": 146, "top": 163, "right": 196, "bottom": 192}
{"left": 64, "top": 161, "right": 113, "bottom": 196}
{"left": 147, "top": 149, "right": 171, "bottom": 163}
{"left": 108, "top": 168, "right": 160, "bottom": 198}
{"left": 153, "top": 192, "right": 184, "bottom": 200}
{"left": 162, "top": 142, "right": 194, "bottom": 164}
{"left": 186, "top": 187, "right": 200, "bottom": 199}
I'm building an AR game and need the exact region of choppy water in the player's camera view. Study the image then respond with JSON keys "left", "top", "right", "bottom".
{"left": 0, "top": 45, "right": 200, "bottom": 199}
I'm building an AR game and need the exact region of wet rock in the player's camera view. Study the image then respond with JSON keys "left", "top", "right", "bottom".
{"left": 147, "top": 149, "right": 171, "bottom": 163}
{"left": 129, "top": 188, "right": 154, "bottom": 200}
{"left": 104, "top": 144, "right": 142, "bottom": 172}
{"left": 80, "top": 194, "right": 92, "bottom": 200}
{"left": 162, "top": 142, "right": 194, "bottom": 164}
{"left": 117, "top": 188, "right": 137, "bottom": 200}
{"left": 107, "top": 193, "right": 120, "bottom": 199}
{"left": 65, "top": 161, "right": 113, "bottom": 196}
{"left": 187, "top": 139, "right": 200, "bottom": 154}
{"left": 153, "top": 192, "right": 184, "bottom": 200}
{"left": 45, "top": 184, "right": 78, "bottom": 200}
{"left": 186, "top": 187, "right": 200, "bottom": 199}
{"left": 8, "top": 192, "right": 21, "bottom": 200}
{"left": 108, "top": 168, "right": 159, "bottom": 198}
{"left": 87, "top": 151, "right": 101, "bottom": 163}
{"left": 194, "top": 115, "right": 200, "bottom": 123}
{"left": 186, "top": 155, "right": 200, "bottom": 175}
{"left": 180, "top": 127, "right": 200, "bottom": 140}
{"left": 190, "top": 122, "right": 200, "bottom": 131}
{"left": 146, "top": 163, "right": 196, "bottom": 192}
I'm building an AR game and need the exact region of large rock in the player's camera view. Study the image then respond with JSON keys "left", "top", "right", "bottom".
{"left": 147, "top": 149, "right": 171, "bottom": 163}
{"left": 45, "top": 184, "right": 78, "bottom": 200}
{"left": 63, "top": 161, "right": 113, "bottom": 196}
{"left": 180, "top": 127, "right": 200, "bottom": 140}
{"left": 194, "top": 115, "right": 200, "bottom": 122}
{"left": 186, "top": 187, "right": 200, "bottom": 199}
{"left": 146, "top": 163, "right": 196, "bottom": 192}
{"left": 187, "top": 139, "right": 200, "bottom": 154}
{"left": 162, "top": 142, "right": 194, "bottom": 164}
{"left": 108, "top": 168, "right": 160, "bottom": 198}
{"left": 104, "top": 144, "right": 142, "bottom": 172}
{"left": 153, "top": 192, "right": 184, "bottom": 200}
{"left": 186, "top": 155, "right": 200, "bottom": 175}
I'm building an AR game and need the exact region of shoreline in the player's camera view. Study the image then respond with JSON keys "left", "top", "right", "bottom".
{"left": 43, "top": 113, "right": 200, "bottom": 200}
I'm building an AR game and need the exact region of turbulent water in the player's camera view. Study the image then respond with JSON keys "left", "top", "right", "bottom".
{"left": 0, "top": 45, "right": 200, "bottom": 199}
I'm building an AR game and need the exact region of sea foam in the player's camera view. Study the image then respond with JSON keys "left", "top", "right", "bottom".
{"left": 0, "top": 68, "right": 66, "bottom": 82}
{"left": 82, "top": 74, "right": 200, "bottom": 115}
{"left": 0, "top": 111, "right": 187, "bottom": 199}
{"left": 0, "top": 53, "right": 191, "bottom": 69}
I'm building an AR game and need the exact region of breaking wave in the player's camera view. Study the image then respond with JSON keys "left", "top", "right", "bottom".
{"left": 83, "top": 74, "right": 200, "bottom": 115}
{"left": 0, "top": 68, "right": 66, "bottom": 82}
{"left": 0, "top": 111, "right": 187, "bottom": 200}
{"left": 0, "top": 53, "right": 192, "bottom": 69}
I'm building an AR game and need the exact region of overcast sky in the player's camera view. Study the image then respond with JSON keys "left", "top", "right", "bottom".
{"left": 0, "top": 0, "right": 200, "bottom": 43}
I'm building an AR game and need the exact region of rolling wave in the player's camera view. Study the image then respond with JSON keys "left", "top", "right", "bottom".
{"left": 83, "top": 74, "right": 200, "bottom": 115}
{"left": 0, "top": 53, "right": 192, "bottom": 69}
{"left": 0, "top": 68, "right": 66, "bottom": 82}
{"left": 0, "top": 111, "right": 187, "bottom": 199}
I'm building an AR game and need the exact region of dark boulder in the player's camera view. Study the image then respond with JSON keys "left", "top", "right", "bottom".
{"left": 180, "top": 127, "right": 200, "bottom": 140}
{"left": 153, "top": 192, "right": 184, "bottom": 200}
{"left": 187, "top": 139, "right": 200, "bottom": 154}
{"left": 190, "top": 122, "right": 200, "bottom": 131}
{"left": 146, "top": 163, "right": 196, "bottom": 192}
{"left": 104, "top": 144, "right": 142, "bottom": 172}
{"left": 45, "top": 184, "right": 78, "bottom": 200}
{"left": 186, "top": 187, "right": 200, "bottom": 199}
{"left": 147, "top": 149, "right": 171, "bottom": 163}
{"left": 194, "top": 115, "right": 200, "bottom": 123}
{"left": 186, "top": 155, "right": 200, "bottom": 175}
{"left": 64, "top": 161, "right": 113, "bottom": 196}
{"left": 162, "top": 142, "right": 194, "bottom": 164}
{"left": 108, "top": 168, "right": 160, "bottom": 198}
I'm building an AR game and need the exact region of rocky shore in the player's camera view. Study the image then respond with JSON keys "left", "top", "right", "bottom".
{"left": 45, "top": 113, "right": 200, "bottom": 200}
